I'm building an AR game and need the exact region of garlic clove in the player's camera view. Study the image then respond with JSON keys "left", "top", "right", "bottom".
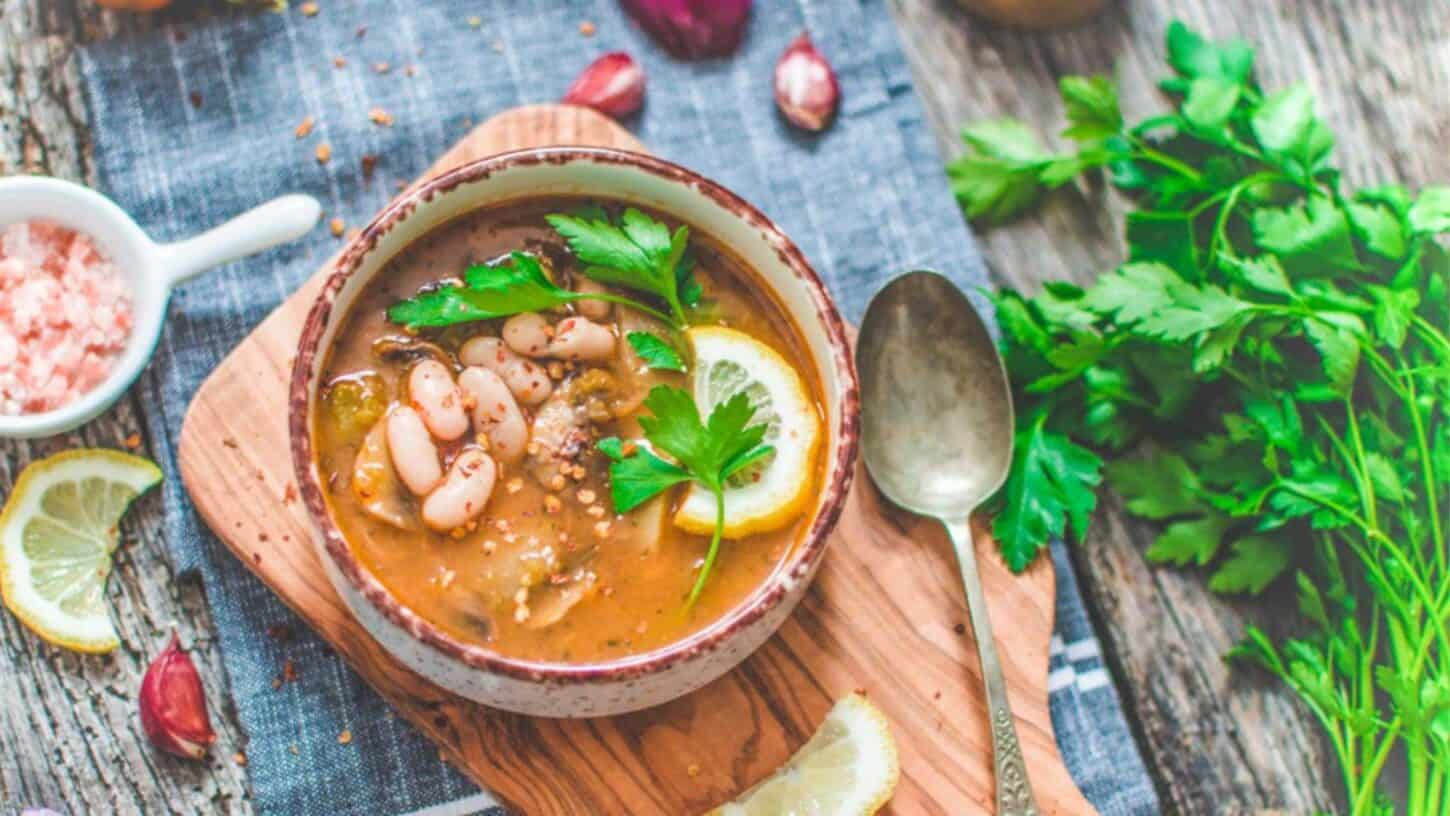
{"left": 139, "top": 633, "right": 217, "bottom": 761}
{"left": 562, "top": 52, "right": 646, "bottom": 119}
{"left": 773, "top": 33, "right": 840, "bottom": 132}
{"left": 619, "top": 0, "right": 751, "bottom": 60}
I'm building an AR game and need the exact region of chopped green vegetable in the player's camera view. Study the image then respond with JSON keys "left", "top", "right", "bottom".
{"left": 599, "top": 387, "right": 772, "bottom": 605}
{"left": 949, "top": 19, "right": 1450, "bottom": 813}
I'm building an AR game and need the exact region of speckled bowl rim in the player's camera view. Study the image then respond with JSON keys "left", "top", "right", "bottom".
{"left": 289, "top": 146, "right": 860, "bottom": 684}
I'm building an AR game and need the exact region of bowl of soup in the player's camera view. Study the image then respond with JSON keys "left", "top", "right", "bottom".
{"left": 290, "top": 148, "right": 857, "bottom": 717}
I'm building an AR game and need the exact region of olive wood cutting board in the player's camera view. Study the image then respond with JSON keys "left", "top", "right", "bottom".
{"left": 176, "top": 104, "right": 1094, "bottom": 815}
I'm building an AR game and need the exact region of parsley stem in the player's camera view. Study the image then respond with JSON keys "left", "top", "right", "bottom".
{"left": 686, "top": 487, "right": 727, "bottom": 608}
{"left": 587, "top": 293, "right": 683, "bottom": 329}
{"left": 1126, "top": 136, "right": 1202, "bottom": 183}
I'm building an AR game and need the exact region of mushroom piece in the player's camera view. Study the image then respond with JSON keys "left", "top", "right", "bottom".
{"left": 525, "top": 393, "right": 592, "bottom": 485}
{"left": 371, "top": 336, "right": 454, "bottom": 369}
{"left": 521, "top": 570, "right": 599, "bottom": 630}
{"left": 351, "top": 418, "right": 419, "bottom": 530}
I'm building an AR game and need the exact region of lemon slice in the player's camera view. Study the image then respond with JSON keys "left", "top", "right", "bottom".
{"left": 0, "top": 449, "right": 162, "bottom": 653}
{"left": 708, "top": 693, "right": 900, "bottom": 816}
{"left": 675, "top": 326, "right": 821, "bottom": 538}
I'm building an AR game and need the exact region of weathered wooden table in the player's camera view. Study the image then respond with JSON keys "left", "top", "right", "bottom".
{"left": 2, "top": 1, "right": 1433, "bottom": 812}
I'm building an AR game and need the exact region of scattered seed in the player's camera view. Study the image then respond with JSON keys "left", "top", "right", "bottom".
{"left": 294, "top": 116, "right": 315, "bottom": 139}
{"left": 544, "top": 495, "right": 563, "bottom": 514}
{"left": 549, "top": 474, "right": 567, "bottom": 491}
{"left": 234, "top": 751, "right": 247, "bottom": 766}
{"left": 586, "top": 505, "right": 606, "bottom": 518}
{"left": 337, "top": 730, "right": 352, "bottom": 744}
{"left": 594, "top": 521, "right": 612, "bottom": 538}
{"left": 686, "top": 764, "right": 700, "bottom": 778}
{"left": 123, "top": 433, "right": 141, "bottom": 449}
{"left": 506, "top": 478, "right": 524, "bottom": 494}
{"left": 373, "top": 62, "right": 391, "bottom": 74}
{"left": 315, "top": 142, "right": 332, "bottom": 164}
{"left": 577, "top": 488, "right": 596, "bottom": 504}
{"left": 467, "top": 15, "right": 482, "bottom": 28}
{"left": 332, "top": 56, "right": 347, "bottom": 68}
{"left": 360, "top": 154, "right": 378, "bottom": 179}
{"left": 482, "top": 539, "right": 497, "bottom": 554}
{"left": 188, "top": 91, "right": 203, "bottom": 109}
{"left": 368, "top": 107, "right": 394, "bottom": 127}
{"left": 579, "top": 20, "right": 596, "bottom": 37}
{"left": 330, "top": 218, "right": 345, "bottom": 237}
{"left": 289, "top": 744, "right": 300, "bottom": 755}
{"left": 299, "top": 2, "right": 318, "bottom": 16}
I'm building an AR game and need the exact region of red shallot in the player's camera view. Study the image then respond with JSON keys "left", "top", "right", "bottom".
{"left": 619, "top": 0, "right": 750, "bottom": 59}
{"left": 774, "top": 33, "right": 840, "bottom": 132}
{"left": 563, "top": 52, "right": 646, "bottom": 118}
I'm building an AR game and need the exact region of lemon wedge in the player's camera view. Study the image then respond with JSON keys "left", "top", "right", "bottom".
{"left": 675, "top": 326, "right": 821, "bottom": 538}
{"left": 0, "top": 449, "right": 161, "bottom": 653}
{"left": 708, "top": 692, "right": 900, "bottom": 816}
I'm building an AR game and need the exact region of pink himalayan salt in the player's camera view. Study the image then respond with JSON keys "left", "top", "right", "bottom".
{"left": 0, "top": 220, "right": 133, "bottom": 415}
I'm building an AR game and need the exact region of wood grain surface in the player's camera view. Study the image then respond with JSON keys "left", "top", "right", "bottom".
{"left": 174, "top": 103, "right": 1092, "bottom": 815}
{"left": 10, "top": 1, "right": 1442, "bottom": 812}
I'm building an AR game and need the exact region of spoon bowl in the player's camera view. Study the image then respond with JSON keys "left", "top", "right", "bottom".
{"left": 857, "top": 270, "right": 1014, "bottom": 518}
{"left": 857, "top": 269, "right": 1040, "bottom": 815}
{"left": 0, "top": 176, "right": 320, "bottom": 439}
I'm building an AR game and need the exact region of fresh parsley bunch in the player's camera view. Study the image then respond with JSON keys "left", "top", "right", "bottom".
{"left": 950, "top": 21, "right": 1450, "bottom": 813}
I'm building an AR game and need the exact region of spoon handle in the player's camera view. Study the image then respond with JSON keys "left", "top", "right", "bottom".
{"left": 944, "top": 517, "right": 1040, "bottom": 816}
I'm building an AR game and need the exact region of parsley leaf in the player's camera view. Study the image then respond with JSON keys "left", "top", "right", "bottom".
{"left": 626, "top": 331, "right": 685, "bottom": 372}
{"left": 546, "top": 208, "right": 695, "bottom": 325}
{"left": 990, "top": 413, "right": 1103, "bottom": 572}
{"left": 601, "top": 387, "right": 772, "bottom": 604}
{"left": 1207, "top": 535, "right": 1291, "bottom": 594}
{"left": 597, "top": 438, "right": 691, "bottom": 513}
{"left": 1059, "top": 76, "right": 1122, "bottom": 144}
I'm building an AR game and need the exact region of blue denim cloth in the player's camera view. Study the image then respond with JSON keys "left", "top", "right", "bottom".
{"left": 77, "top": 2, "right": 1159, "bottom": 813}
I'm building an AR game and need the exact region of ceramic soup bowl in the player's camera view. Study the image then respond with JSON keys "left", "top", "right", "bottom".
{"left": 290, "top": 147, "right": 858, "bottom": 717}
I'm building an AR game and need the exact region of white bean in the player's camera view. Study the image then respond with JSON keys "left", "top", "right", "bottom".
{"left": 574, "top": 279, "right": 613, "bottom": 320}
{"left": 458, "top": 367, "right": 529, "bottom": 464}
{"left": 385, "top": 405, "right": 443, "bottom": 496}
{"left": 422, "top": 449, "right": 497, "bottom": 533}
{"left": 502, "top": 313, "right": 553, "bottom": 358}
{"left": 459, "top": 336, "right": 553, "bottom": 406}
{"left": 407, "top": 360, "right": 469, "bottom": 441}
{"left": 548, "top": 317, "right": 615, "bottom": 361}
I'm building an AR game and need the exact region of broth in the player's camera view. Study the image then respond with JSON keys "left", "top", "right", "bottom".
{"left": 314, "top": 198, "right": 824, "bottom": 663}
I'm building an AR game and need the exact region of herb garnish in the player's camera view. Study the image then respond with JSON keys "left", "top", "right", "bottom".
{"left": 546, "top": 207, "right": 701, "bottom": 326}
{"left": 625, "top": 331, "right": 685, "bottom": 372}
{"left": 599, "top": 386, "right": 773, "bottom": 605}
{"left": 388, "top": 207, "right": 702, "bottom": 330}
{"left": 386, "top": 251, "right": 673, "bottom": 329}
{"left": 949, "top": 20, "right": 1450, "bottom": 812}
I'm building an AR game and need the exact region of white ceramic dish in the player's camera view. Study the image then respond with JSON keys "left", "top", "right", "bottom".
{"left": 0, "top": 176, "right": 320, "bottom": 438}
{"left": 290, "top": 148, "right": 860, "bottom": 717}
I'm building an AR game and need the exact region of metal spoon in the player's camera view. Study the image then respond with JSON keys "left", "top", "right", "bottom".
{"left": 857, "top": 270, "right": 1040, "bottom": 815}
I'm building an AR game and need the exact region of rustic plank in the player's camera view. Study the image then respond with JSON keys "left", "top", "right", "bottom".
{"left": 176, "top": 103, "right": 1091, "bottom": 815}
{"left": 887, "top": 0, "right": 1450, "bottom": 810}
{"left": 0, "top": 2, "right": 251, "bottom": 814}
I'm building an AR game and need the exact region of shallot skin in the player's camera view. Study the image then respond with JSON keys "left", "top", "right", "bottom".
{"left": 619, "top": 0, "right": 751, "bottom": 59}
{"left": 774, "top": 33, "right": 841, "bottom": 132}
{"left": 563, "top": 52, "right": 646, "bottom": 118}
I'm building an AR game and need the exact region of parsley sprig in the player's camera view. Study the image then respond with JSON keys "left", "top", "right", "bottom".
{"left": 387, "top": 207, "right": 701, "bottom": 332}
{"left": 599, "top": 386, "right": 773, "bottom": 606}
{"left": 950, "top": 20, "right": 1450, "bottom": 813}
{"left": 387, "top": 250, "right": 675, "bottom": 329}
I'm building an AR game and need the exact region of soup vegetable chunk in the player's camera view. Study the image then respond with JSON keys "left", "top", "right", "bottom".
{"left": 315, "top": 199, "right": 823, "bottom": 662}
